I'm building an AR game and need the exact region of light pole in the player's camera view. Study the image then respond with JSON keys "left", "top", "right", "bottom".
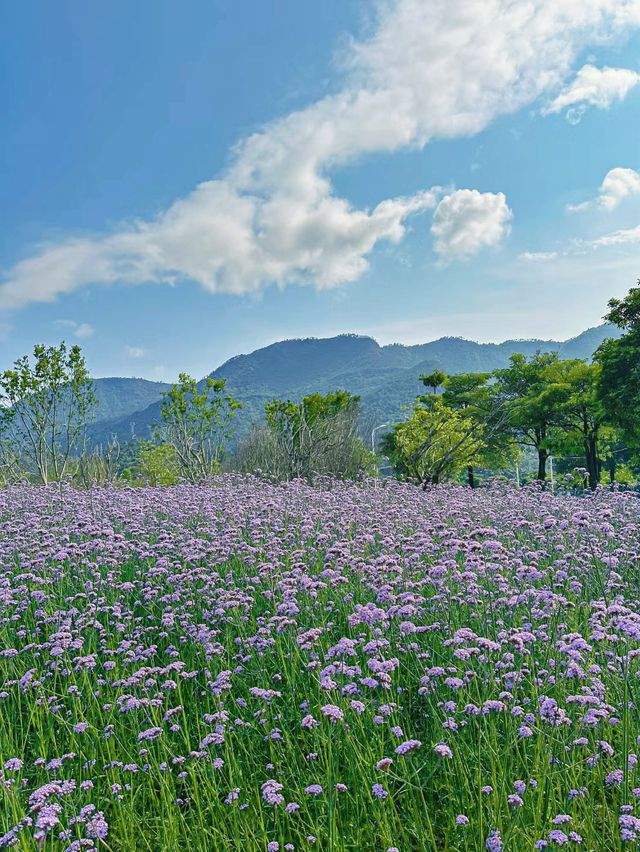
{"left": 549, "top": 454, "right": 555, "bottom": 493}
{"left": 371, "top": 423, "right": 390, "bottom": 454}
{"left": 371, "top": 423, "right": 390, "bottom": 488}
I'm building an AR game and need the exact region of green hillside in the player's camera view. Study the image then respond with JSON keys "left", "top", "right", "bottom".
{"left": 88, "top": 324, "right": 621, "bottom": 445}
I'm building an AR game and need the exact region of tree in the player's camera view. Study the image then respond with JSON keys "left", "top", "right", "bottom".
{"left": 604, "top": 282, "right": 640, "bottom": 330}
{"left": 596, "top": 283, "right": 640, "bottom": 451}
{"left": 76, "top": 435, "right": 122, "bottom": 487}
{"left": 157, "top": 374, "right": 242, "bottom": 483}
{"left": 0, "top": 439, "right": 26, "bottom": 486}
{"left": 228, "top": 423, "right": 286, "bottom": 479}
{"left": 0, "top": 343, "right": 96, "bottom": 484}
{"left": 420, "top": 370, "right": 447, "bottom": 395}
{"left": 135, "top": 441, "right": 181, "bottom": 486}
{"left": 264, "top": 391, "right": 374, "bottom": 481}
{"left": 442, "top": 372, "right": 516, "bottom": 487}
{"left": 493, "top": 352, "right": 563, "bottom": 482}
{"left": 384, "top": 395, "right": 484, "bottom": 487}
{"left": 548, "top": 360, "right": 606, "bottom": 490}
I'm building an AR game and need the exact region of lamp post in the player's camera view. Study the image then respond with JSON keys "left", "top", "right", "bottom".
{"left": 549, "top": 454, "right": 555, "bottom": 493}
{"left": 371, "top": 423, "right": 390, "bottom": 454}
{"left": 371, "top": 423, "right": 390, "bottom": 488}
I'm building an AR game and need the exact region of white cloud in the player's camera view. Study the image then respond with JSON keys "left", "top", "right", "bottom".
{"left": 520, "top": 220, "right": 640, "bottom": 256}
{"left": 591, "top": 223, "right": 640, "bottom": 245}
{"left": 54, "top": 319, "right": 94, "bottom": 338}
{"left": 431, "top": 190, "right": 512, "bottom": 259}
{"left": 543, "top": 64, "right": 640, "bottom": 123}
{"left": 2, "top": 0, "right": 640, "bottom": 309}
{"left": 568, "top": 166, "right": 640, "bottom": 211}
{"left": 519, "top": 251, "right": 559, "bottom": 262}
{"left": 74, "top": 323, "right": 94, "bottom": 339}
{"left": 125, "top": 345, "right": 146, "bottom": 358}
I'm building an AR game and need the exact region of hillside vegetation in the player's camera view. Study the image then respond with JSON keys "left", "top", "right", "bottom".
{"left": 88, "top": 325, "right": 619, "bottom": 445}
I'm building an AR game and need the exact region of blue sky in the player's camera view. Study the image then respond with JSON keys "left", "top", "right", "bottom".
{"left": 1, "top": 0, "right": 639, "bottom": 381}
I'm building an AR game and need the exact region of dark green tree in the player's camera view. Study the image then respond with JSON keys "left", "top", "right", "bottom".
{"left": 547, "top": 360, "right": 606, "bottom": 490}
{"left": 419, "top": 370, "right": 447, "bottom": 395}
{"left": 442, "top": 372, "right": 515, "bottom": 487}
{"left": 596, "top": 283, "right": 640, "bottom": 451}
{"left": 493, "top": 352, "right": 564, "bottom": 482}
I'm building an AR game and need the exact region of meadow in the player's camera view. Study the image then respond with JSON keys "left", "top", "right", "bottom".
{"left": 1, "top": 477, "right": 639, "bottom": 851}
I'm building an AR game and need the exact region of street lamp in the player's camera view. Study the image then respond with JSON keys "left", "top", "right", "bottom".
{"left": 371, "top": 423, "right": 391, "bottom": 489}
{"left": 371, "top": 423, "right": 390, "bottom": 453}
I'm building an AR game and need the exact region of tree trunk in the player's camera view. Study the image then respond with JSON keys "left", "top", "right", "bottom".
{"left": 584, "top": 436, "right": 600, "bottom": 491}
{"left": 608, "top": 457, "right": 616, "bottom": 484}
{"left": 467, "top": 465, "right": 475, "bottom": 488}
{"left": 537, "top": 449, "right": 548, "bottom": 482}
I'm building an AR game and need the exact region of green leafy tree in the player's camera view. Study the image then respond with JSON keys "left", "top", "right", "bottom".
{"left": 0, "top": 342, "right": 96, "bottom": 484}
{"left": 599, "top": 429, "right": 632, "bottom": 485}
{"left": 493, "top": 352, "right": 564, "bottom": 482}
{"left": 596, "top": 283, "right": 640, "bottom": 451}
{"left": 157, "top": 374, "right": 242, "bottom": 483}
{"left": 135, "top": 441, "right": 181, "bottom": 486}
{"left": 547, "top": 360, "right": 607, "bottom": 490}
{"left": 442, "top": 372, "right": 516, "bottom": 487}
{"left": 420, "top": 370, "right": 447, "bottom": 395}
{"left": 384, "top": 396, "right": 484, "bottom": 487}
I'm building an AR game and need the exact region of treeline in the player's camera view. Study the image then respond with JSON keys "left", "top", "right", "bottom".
{"left": 382, "top": 283, "right": 640, "bottom": 490}
{"left": 0, "top": 352, "right": 375, "bottom": 487}
{"left": 1, "top": 283, "right": 638, "bottom": 490}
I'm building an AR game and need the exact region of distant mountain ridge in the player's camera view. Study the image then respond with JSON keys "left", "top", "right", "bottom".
{"left": 90, "top": 378, "right": 172, "bottom": 425}
{"left": 88, "top": 324, "right": 621, "bottom": 446}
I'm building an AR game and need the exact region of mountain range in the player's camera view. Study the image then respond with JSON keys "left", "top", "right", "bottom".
{"left": 88, "top": 323, "right": 620, "bottom": 446}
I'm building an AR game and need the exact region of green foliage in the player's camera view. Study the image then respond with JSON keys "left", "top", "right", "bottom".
{"left": 442, "top": 372, "right": 517, "bottom": 485}
{"left": 611, "top": 463, "right": 637, "bottom": 485}
{"left": 605, "top": 282, "right": 640, "bottom": 330}
{"left": 0, "top": 342, "right": 96, "bottom": 484}
{"left": 263, "top": 391, "right": 375, "bottom": 481}
{"left": 387, "top": 396, "right": 482, "bottom": 486}
{"left": 135, "top": 441, "right": 181, "bottom": 486}
{"left": 157, "top": 374, "right": 242, "bottom": 484}
{"left": 419, "top": 369, "right": 447, "bottom": 394}
{"left": 596, "top": 283, "right": 640, "bottom": 451}
{"left": 493, "top": 352, "right": 566, "bottom": 481}
{"left": 85, "top": 326, "right": 619, "bottom": 451}
{"left": 544, "top": 360, "right": 606, "bottom": 489}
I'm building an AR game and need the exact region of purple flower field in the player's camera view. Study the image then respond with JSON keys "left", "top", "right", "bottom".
{"left": 1, "top": 477, "right": 640, "bottom": 850}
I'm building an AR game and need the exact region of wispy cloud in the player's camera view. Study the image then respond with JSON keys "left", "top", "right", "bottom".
{"left": 542, "top": 64, "right": 640, "bottom": 123}
{"left": 124, "top": 345, "right": 146, "bottom": 359}
{"left": 54, "top": 319, "right": 94, "bottom": 339}
{"left": 2, "top": 0, "right": 640, "bottom": 310}
{"left": 519, "top": 251, "right": 559, "bottom": 262}
{"left": 590, "top": 223, "right": 640, "bottom": 246}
